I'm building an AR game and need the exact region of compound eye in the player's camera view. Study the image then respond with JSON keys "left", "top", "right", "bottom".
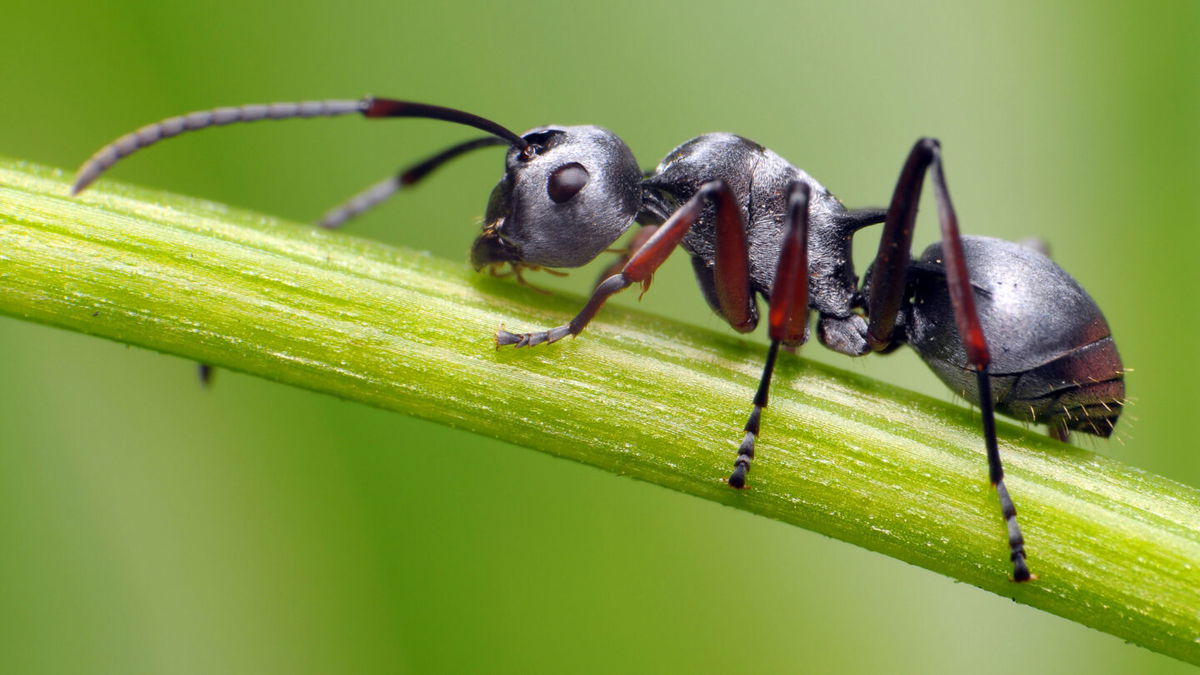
{"left": 547, "top": 162, "right": 590, "bottom": 203}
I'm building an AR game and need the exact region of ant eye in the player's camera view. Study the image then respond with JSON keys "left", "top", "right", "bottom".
{"left": 547, "top": 162, "right": 590, "bottom": 203}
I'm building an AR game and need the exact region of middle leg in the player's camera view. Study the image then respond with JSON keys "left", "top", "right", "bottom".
{"left": 729, "top": 181, "right": 812, "bottom": 488}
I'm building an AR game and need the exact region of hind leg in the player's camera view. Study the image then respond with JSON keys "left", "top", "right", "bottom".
{"left": 863, "top": 138, "right": 1031, "bottom": 582}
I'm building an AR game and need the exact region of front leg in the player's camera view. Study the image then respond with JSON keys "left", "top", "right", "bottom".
{"left": 496, "top": 274, "right": 632, "bottom": 347}
{"left": 497, "top": 180, "right": 756, "bottom": 346}
{"left": 593, "top": 225, "right": 660, "bottom": 289}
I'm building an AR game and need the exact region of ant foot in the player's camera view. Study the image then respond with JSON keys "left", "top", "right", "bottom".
{"left": 496, "top": 325, "right": 571, "bottom": 347}
{"left": 1012, "top": 554, "right": 1033, "bottom": 582}
{"left": 728, "top": 463, "right": 749, "bottom": 489}
{"left": 727, "top": 430, "right": 756, "bottom": 489}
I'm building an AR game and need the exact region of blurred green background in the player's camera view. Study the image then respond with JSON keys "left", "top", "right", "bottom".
{"left": 1, "top": 1, "right": 1197, "bottom": 673}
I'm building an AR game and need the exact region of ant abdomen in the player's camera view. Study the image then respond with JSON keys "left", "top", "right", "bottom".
{"left": 906, "top": 236, "right": 1124, "bottom": 438}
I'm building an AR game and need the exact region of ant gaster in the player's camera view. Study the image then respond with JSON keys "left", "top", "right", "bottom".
{"left": 73, "top": 96, "right": 1127, "bottom": 582}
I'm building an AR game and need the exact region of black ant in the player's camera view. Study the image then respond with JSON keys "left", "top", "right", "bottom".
{"left": 73, "top": 96, "right": 1126, "bottom": 582}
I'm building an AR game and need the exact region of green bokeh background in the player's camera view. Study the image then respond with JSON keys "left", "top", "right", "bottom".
{"left": 1, "top": 1, "right": 1197, "bottom": 673}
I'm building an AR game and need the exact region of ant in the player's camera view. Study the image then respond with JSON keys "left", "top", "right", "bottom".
{"left": 73, "top": 96, "right": 1126, "bottom": 582}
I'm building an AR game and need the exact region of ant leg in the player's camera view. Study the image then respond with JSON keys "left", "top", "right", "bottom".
{"left": 729, "top": 182, "right": 811, "bottom": 488}
{"left": 498, "top": 180, "right": 756, "bottom": 346}
{"left": 319, "top": 136, "right": 506, "bottom": 229}
{"left": 594, "top": 225, "right": 660, "bottom": 289}
{"left": 865, "top": 138, "right": 1031, "bottom": 582}
{"left": 976, "top": 369, "right": 1032, "bottom": 580}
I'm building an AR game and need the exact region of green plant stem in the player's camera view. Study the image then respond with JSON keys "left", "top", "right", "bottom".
{"left": 1, "top": 159, "right": 1198, "bottom": 664}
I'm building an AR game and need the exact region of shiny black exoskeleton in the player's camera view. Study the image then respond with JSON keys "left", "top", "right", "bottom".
{"left": 73, "top": 96, "right": 1125, "bottom": 581}
{"left": 474, "top": 126, "right": 1122, "bottom": 439}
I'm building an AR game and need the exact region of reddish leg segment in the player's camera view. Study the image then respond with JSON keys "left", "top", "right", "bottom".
{"left": 865, "top": 138, "right": 1030, "bottom": 581}
{"left": 594, "top": 225, "right": 660, "bottom": 289}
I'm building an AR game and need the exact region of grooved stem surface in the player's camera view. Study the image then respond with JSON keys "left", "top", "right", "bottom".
{"left": 1, "top": 160, "right": 1197, "bottom": 665}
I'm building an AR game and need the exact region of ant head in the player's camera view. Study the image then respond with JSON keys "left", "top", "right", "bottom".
{"left": 471, "top": 125, "right": 642, "bottom": 270}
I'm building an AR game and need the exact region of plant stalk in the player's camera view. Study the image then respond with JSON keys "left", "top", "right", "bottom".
{"left": 1, "top": 159, "right": 1197, "bottom": 664}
